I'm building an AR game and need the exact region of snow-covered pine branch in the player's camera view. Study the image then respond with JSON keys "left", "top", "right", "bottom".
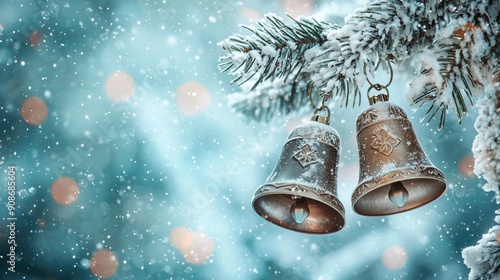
{"left": 218, "top": 13, "right": 337, "bottom": 90}
{"left": 461, "top": 69, "right": 500, "bottom": 280}
{"left": 463, "top": 211, "right": 500, "bottom": 280}
{"left": 472, "top": 69, "right": 500, "bottom": 200}
{"left": 311, "top": 0, "right": 495, "bottom": 126}
{"left": 219, "top": 0, "right": 498, "bottom": 127}
{"left": 407, "top": 34, "right": 487, "bottom": 129}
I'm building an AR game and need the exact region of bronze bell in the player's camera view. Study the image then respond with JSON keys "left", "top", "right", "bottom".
{"left": 252, "top": 111, "right": 345, "bottom": 234}
{"left": 352, "top": 93, "right": 447, "bottom": 216}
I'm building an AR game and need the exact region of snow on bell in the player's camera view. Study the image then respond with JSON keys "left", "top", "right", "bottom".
{"left": 252, "top": 108, "right": 345, "bottom": 234}
{"left": 352, "top": 93, "right": 447, "bottom": 216}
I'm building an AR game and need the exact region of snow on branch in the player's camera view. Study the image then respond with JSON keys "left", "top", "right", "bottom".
{"left": 463, "top": 212, "right": 500, "bottom": 280}
{"left": 311, "top": 0, "right": 494, "bottom": 125}
{"left": 462, "top": 69, "right": 500, "bottom": 280}
{"left": 218, "top": 0, "right": 498, "bottom": 128}
{"left": 472, "top": 69, "right": 500, "bottom": 199}
{"left": 406, "top": 31, "right": 487, "bottom": 129}
{"left": 218, "top": 14, "right": 337, "bottom": 89}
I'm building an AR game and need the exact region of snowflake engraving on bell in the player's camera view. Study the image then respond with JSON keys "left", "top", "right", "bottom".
{"left": 252, "top": 112, "right": 345, "bottom": 234}
{"left": 352, "top": 93, "right": 447, "bottom": 216}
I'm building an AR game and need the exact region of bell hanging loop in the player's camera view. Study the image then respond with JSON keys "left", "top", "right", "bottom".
{"left": 364, "top": 62, "right": 392, "bottom": 105}
{"left": 363, "top": 60, "right": 394, "bottom": 89}
{"left": 311, "top": 105, "right": 331, "bottom": 125}
{"left": 367, "top": 86, "right": 390, "bottom": 105}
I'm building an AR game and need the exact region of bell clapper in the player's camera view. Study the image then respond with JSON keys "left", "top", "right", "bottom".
{"left": 388, "top": 181, "right": 409, "bottom": 207}
{"left": 290, "top": 196, "right": 310, "bottom": 224}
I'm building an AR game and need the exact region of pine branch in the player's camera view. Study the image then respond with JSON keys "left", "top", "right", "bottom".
{"left": 218, "top": 13, "right": 338, "bottom": 90}
{"left": 407, "top": 33, "right": 487, "bottom": 129}
{"left": 308, "top": 0, "right": 429, "bottom": 103}
{"left": 219, "top": 0, "right": 498, "bottom": 127}
{"left": 311, "top": 0, "right": 496, "bottom": 117}
{"left": 463, "top": 212, "right": 500, "bottom": 280}
{"left": 472, "top": 68, "right": 500, "bottom": 197}
{"left": 464, "top": 68, "right": 500, "bottom": 280}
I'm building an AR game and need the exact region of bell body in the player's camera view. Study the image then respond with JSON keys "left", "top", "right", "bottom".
{"left": 252, "top": 120, "right": 345, "bottom": 234}
{"left": 352, "top": 96, "right": 447, "bottom": 216}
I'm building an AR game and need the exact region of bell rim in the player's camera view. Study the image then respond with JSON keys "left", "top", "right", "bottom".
{"left": 253, "top": 183, "right": 345, "bottom": 212}
{"left": 351, "top": 166, "right": 447, "bottom": 216}
{"left": 252, "top": 183, "right": 346, "bottom": 234}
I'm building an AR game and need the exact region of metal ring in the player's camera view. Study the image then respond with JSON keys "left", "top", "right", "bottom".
{"left": 313, "top": 105, "right": 331, "bottom": 119}
{"left": 367, "top": 85, "right": 390, "bottom": 100}
{"left": 363, "top": 61, "right": 393, "bottom": 89}
{"left": 308, "top": 83, "right": 328, "bottom": 110}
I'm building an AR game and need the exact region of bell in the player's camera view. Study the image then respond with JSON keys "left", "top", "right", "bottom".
{"left": 252, "top": 111, "right": 345, "bottom": 234}
{"left": 352, "top": 93, "right": 447, "bottom": 216}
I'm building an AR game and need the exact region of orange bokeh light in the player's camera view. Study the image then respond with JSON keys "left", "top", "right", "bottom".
{"left": 459, "top": 155, "right": 475, "bottom": 178}
{"left": 21, "top": 97, "right": 48, "bottom": 125}
{"left": 37, "top": 217, "right": 46, "bottom": 228}
{"left": 170, "top": 227, "right": 214, "bottom": 264}
{"left": 105, "top": 71, "right": 135, "bottom": 102}
{"left": 182, "top": 231, "right": 214, "bottom": 265}
{"left": 90, "top": 249, "right": 119, "bottom": 279}
{"left": 170, "top": 226, "right": 193, "bottom": 251}
{"left": 30, "top": 30, "right": 42, "bottom": 46}
{"left": 51, "top": 176, "right": 80, "bottom": 205}
{"left": 382, "top": 245, "right": 408, "bottom": 270}
{"left": 175, "top": 81, "right": 211, "bottom": 115}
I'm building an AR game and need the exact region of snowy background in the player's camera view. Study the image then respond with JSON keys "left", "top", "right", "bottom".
{"left": 0, "top": 0, "right": 496, "bottom": 279}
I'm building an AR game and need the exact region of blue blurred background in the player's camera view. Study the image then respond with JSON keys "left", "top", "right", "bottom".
{"left": 0, "top": 0, "right": 496, "bottom": 279}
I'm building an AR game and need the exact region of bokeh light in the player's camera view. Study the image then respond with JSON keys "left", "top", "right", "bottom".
{"left": 105, "top": 71, "right": 135, "bottom": 102}
{"left": 90, "top": 249, "right": 119, "bottom": 279}
{"left": 170, "top": 226, "right": 193, "bottom": 251}
{"left": 382, "top": 245, "right": 408, "bottom": 270}
{"left": 182, "top": 231, "right": 214, "bottom": 265}
{"left": 459, "top": 155, "right": 476, "bottom": 178}
{"left": 21, "top": 96, "right": 48, "bottom": 125}
{"left": 30, "top": 30, "right": 42, "bottom": 46}
{"left": 175, "top": 81, "right": 211, "bottom": 115}
{"left": 282, "top": 0, "right": 313, "bottom": 17}
{"left": 37, "top": 217, "right": 46, "bottom": 228}
{"left": 170, "top": 227, "right": 214, "bottom": 264}
{"left": 51, "top": 176, "right": 80, "bottom": 205}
